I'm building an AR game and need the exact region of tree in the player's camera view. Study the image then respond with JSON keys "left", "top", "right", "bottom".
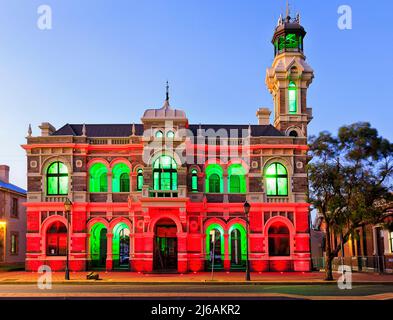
{"left": 308, "top": 122, "right": 393, "bottom": 280}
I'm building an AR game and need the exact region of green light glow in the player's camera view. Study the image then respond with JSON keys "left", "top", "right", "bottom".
{"left": 191, "top": 169, "right": 198, "bottom": 192}
{"left": 228, "top": 224, "right": 247, "bottom": 265}
{"left": 112, "top": 222, "right": 130, "bottom": 266}
{"left": 205, "top": 164, "right": 223, "bottom": 193}
{"left": 153, "top": 156, "right": 177, "bottom": 191}
{"left": 265, "top": 163, "right": 288, "bottom": 196}
{"left": 90, "top": 223, "right": 107, "bottom": 266}
{"left": 155, "top": 130, "right": 163, "bottom": 138}
{"left": 228, "top": 164, "right": 246, "bottom": 193}
{"left": 137, "top": 169, "right": 144, "bottom": 191}
{"left": 288, "top": 81, "right": 297, "bottom": 114}
{"left": 112, "top": 163, "right": 130, "bottom": 193}
{"left": 205, "top": 224, "right": 225, "bottom": 262}
{"left": 167, "top": 131, "right": 175, "bottom": 138}
{"left": 89, "top": 163, "right": 108, "bottom": 192}
{"left": 278, "top": 33, "right": 301, "bottom": 52}
{"left": 47, "top": 162, "right": 69, "bottom": 195}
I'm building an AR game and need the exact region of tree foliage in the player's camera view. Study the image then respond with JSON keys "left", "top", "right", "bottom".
{"left": 308, "top": 122, "right": 393, "bottom": 280}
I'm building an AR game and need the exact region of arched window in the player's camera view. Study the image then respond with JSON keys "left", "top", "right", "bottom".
{"left": 206, "top": 164, "right": 223, "bottom": 193}
{"left": 229, "top": 224, "right": 247, "bottom": 267}
{"left": 191, "top": 169, "right": 198, "bottom": 192}
{"left": 167, "top": 130, "right": 175, "bottom": 139}
{"left": 47, "top": 162, "right": 69, "bottom": 195}
{"left": 288, "top": 81, "right": 297, "bottom": 114}
{"left": 89, "top": 163, "right": 108, "bottom": 192}
{"left": 268, "top": 223, "right": 290, "bottom": 257}
{"left": 265, "top": 163, "right": 288, "bottom": 196}
{"left": 46, "top": 221, "right": 67, "bottom": 256}
{"left": 137, "top": 169, "right": 144, "bottom": 191}
{"left": 153, "top": 156, "right": 177, "bottom": 191}
{"left": 112, "top": 163, "right": 130, "bottom": 193}
{"left": 206, "top": 224, "right": 225, "bottom": 269}
{"left": 155, "top": 130, "right": 163, "bottom": 138}
{"left": 228, "top": 164, "right": 246, "bottom": 193}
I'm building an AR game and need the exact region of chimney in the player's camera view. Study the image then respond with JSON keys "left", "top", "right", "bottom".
{"left": 256, "top": 108, "right": 271, "bottom": 125}
{"left": 0, "top": 165, "right": 10, "bottom": 183}
{"left": 39, "top": 122, "right": 56, "bottom": 136}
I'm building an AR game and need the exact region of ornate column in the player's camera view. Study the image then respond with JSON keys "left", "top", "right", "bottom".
{"left": 106, "top": 233, "right": 113, "bottom": 271}
{"left": 224, "top": 233, "right": 230, "bottom": 271}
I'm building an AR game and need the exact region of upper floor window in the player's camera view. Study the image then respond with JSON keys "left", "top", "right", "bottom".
{"left": 47, "top": 162, "right": 69, "bottom": 195}
{"left": 288, "top": 81, "right": 297, "bottom": 114}
{"left": 167, "top": 130, "right": 175, "bottom": 139}
{"left": 153, "top": 156, "right": 177, "bottom": 191}
{"left": 137, "top": 169, "right": 144, "bottom": 191}
{"left": 191, "top": 169, "right": 198, "bottom": 192}
{"left": 205, "top": 164, "right": 223, "bottom": 193}
{"left": 265, "top": 163, "right": 288, "bottom": 196}
{"left": 89, "top": 163, "right": 108, "bottom": 193}
{"left": 228, "top": 164, "right": 246, "bottom": 193}
{"left": 155, "top": 130, "right": 164, "bottom": 138}
{"left": 112, "top": 163, "right": 130, "bottom": 193}
{"left": 11, "top": 198, "right": 18, "bottom": 218}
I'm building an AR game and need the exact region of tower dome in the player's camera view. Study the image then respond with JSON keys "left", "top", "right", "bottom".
{"left": 272, "top": 10, "right": 306, "bottom": 57}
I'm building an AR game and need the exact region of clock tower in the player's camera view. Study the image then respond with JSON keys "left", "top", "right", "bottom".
{"left": 265, "top": 10, "right": 314, "bottom": 137}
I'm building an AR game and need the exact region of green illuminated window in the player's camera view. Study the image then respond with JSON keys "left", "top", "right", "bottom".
{"left": 228, "top": 164, "right": 246, "bottom": 193}
{"left": 112, "top": 222, "right": 130, "bottom": 267}
{"left": 167, "top": 131, "right": 175, "bottom": 139}
{"left": 191, "top": 169, "right": 198, "bottom": 192}
{"left": 288, "top": 81, "right": 297, "bottom": 114}
{"left": 229, "top": 224, "right": 247, "bottom": 267}
{"left": 89, "top": 223, "right": 107, "bottom": 267}
{"left": 206, "top": 224, "right": 225, "bottom": 267}
{"left": 112, "top": 163, "right": 130, "bottom": 193}
{"left": 265, "top": 163, "right": 288, "bottom": 196}
{"left": 155, "top": 130, "right": 163, "bottom": 138}
{"left": 153, "top": 155, "right": 177, "bottom": 191}
{"left": 137, "top": 169, "right": 144, "bottom": 191}
{"left": 47, "top": 162, "right": 69, "bottom": 195}
{"left": 278, "top": 34, "right": 300, "bottom": 53}
{"left": 206, "top": 164, "right": 223, "bottom": 193}
{"left": 89, "top": 163, "right": 108, "bottom": 192}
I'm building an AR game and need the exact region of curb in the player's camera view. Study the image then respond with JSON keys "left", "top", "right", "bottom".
{"left": 0, "top": 281, "right": 392, "bottom": 286}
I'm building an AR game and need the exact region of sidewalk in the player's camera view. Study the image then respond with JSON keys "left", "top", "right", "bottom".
{"left": 0, "top": 271, "right": 392, "bottom": 285}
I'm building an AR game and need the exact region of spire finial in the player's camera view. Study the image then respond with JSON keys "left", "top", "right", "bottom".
{"left": 82, "top": 123, "right": 87, "bottom": 136}
{"left": 285, "top": 0, "right": 290, "bottom": 20}
{"left": 27, "top": 124, "right": 32, "bottom": 137}
{"left": 166, "top": 81, "right": 169, "bottom": 101}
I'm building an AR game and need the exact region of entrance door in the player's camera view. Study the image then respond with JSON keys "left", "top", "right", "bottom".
{"left": 154, "top": 218, "right": 178, "bottom": 272}
{"left": 119, "top": 229, "right": 130, "bottom": 267}
{"left": 99, "top": 228, "right": 108, "bottom": 267}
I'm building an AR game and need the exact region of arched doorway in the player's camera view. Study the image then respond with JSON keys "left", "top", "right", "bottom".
{"left": 205, "top": 223, "right": 224, "bottom": 270}
{"left": 268, "top": 223, "right": 290, "bottom": 257}
{"left": 90, "top": 223, "right": 108, "bottom": 269}
{"left": 46, "top": 221, "right": 67, "bottom": 256}
{"left": 154, "top": 218, "right": 178, "bottom": 272}
{"left": 229, "top": 224, "right": 247, "bottom": 270}
{"left": 113, "top": 222, "right": 130, "bottom": 270}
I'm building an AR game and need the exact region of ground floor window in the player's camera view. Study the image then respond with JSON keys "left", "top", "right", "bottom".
{"left": 268, "top": 223, "right": 290, "bottom": 257}
{"left": 46, "top": 221, "right": 67, "bottom": 256}
{"left": 10, "top": 232, "right": 18, "bottom": 255}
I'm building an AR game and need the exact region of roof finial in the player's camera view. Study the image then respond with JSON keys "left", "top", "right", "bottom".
{"left": 131, "top": 123, "right": 136, "bottom": 136}
{"left": 166, "top": 80, "right": 169, "bottom": 102}
{"left": 27, "top": 124, "right": 32, "bottom": 137}
{"left": 82, "top": 123, "right": 87, "bottom": 136}
{"left": 285, "top": 0, "right": 290, "bottom": 20}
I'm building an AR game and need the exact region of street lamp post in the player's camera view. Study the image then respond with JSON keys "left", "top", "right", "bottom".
{"left": 244, "top": 201, "right": 251, "bottom": 281}
{"left": 64, "top": 198, "right": 73, "bottom": 281}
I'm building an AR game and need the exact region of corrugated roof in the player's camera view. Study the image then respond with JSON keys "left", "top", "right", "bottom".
{"left": 0, "top": 181, "right": 26, "bottom": 195}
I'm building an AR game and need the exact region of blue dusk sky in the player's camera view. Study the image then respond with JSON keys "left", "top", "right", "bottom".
{"left": 0, "top": 0, "right": 392, "bottom": 188}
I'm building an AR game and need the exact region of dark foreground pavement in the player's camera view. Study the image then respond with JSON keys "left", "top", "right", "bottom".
{"left": 0, "top": 283, "right": 391, "bottom": 300}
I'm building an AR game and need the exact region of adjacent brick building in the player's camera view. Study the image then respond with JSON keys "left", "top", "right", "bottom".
{"left": 0, "top": 165, "right": 26, "bottom": 267}
{"left": 23, "top": 12, "right": 314, "bottom": 273}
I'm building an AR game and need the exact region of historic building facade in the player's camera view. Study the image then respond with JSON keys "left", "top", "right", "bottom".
{"left": 0, "top": 165, "right": 27, "bottom": 267}
{"left": 23, "top": 13, "right": 314, "bottom": 273}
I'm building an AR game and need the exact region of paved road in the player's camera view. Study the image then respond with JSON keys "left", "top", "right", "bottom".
{"left": 0, "top": 284, "right": 391, "bottom": 299}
